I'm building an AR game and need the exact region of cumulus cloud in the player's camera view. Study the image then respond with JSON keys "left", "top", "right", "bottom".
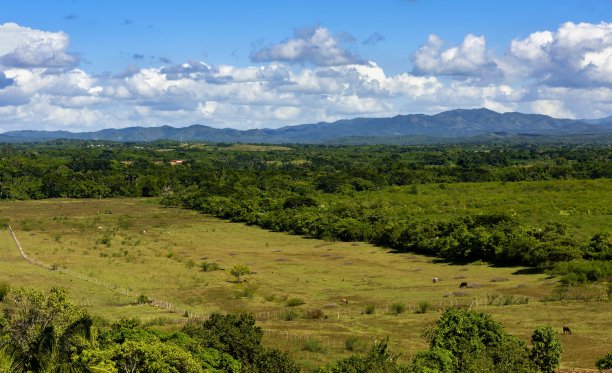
{"left": 0, "top": 22, "right": 78, "bottom": 68}
{"left": 0, "top": 21, "right": 611, "bottom": 132}
{"left": 506, "top": 22, "right": 612, "bottom": 87}
{"left": 250, "top": 26, "right": 365, "bottom": 66}
{"left": 412, "top": 33, "right": 500, "bottom": 79}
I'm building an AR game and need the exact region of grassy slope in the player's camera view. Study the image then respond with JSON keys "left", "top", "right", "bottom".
{"left": 0, "top": 181, "right": 610, "bottom": 370}
{"left": 329, "top": 179, "right": 611, "bottom": 240}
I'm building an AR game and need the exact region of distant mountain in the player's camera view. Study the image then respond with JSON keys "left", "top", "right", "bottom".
{"left": 2, "top": 109, "right": 611, "bottom": 144}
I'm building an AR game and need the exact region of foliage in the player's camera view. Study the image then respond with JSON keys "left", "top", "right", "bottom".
{"left": 424, "top": 307, "right": 534, "bottom": 372}
{"left": 303, "top": 338, "right": 326, "bottom": 353}
{"left": 182, "top": 313, "right": 298, "bottom": 372}
{"left": 321, "top": 338, "right": 408, "bottom": 373}
{"left": 285, "top": 297, "right": 305, "bottom": 307}
{"left": 390, "top": 303, "right": 406, "bottom": 315}
{"left": 229, "top": 264, "right": 251, "bottom": 283}
{"left": 200, "top": 261, "right": 221, "bottom": 272}
{"left": 530, "top": 326, "right": 562, "bottom": 373}
{"left": 549, "top": 260, "right": 612, "bottom": 285}
{"left": 0, "top": 287, "right": 93, "bottom": 372}
{"left": 363, "top": 304, "right": 376, "bottom": 315}
{"left": 135, "top": 294, "right": 150, "bottom": 304}
{"left": 0, "top": 282, "right": 9, "bottom": 302}
{"left": 596, "top": 352, "right": 612, "bottom": 371}
{"left": 416, "top": 301, "right": 432, "bottom": 314}
{"left": 411, "top": 347, "right": 455, "bottom": 373}
{"left": 344, "top": 336, "right": 367, "bottom": 352}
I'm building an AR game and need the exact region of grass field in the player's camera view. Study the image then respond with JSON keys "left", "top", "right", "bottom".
{"left": 0, "top": 191, "right": 610, "bottom": 370}
{"left": 333, "top": 179, "right": 611, "bottom": 240}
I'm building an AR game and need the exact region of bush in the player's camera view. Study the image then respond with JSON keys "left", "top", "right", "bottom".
{"left": 304, "top": 309, "right": 324, "bottom": 320}
{"left": 285, "top": 297, "right": 305, "bottom": 307}
{"left": 0, "top": 282, "right": 9, "bottom": 302}
{"left": 344, "top": 336, "right": 367, "bottom": 352}
{"left": 303, "top": 338, "right": 326, "bottom": 353}
{"left": 201, "top": 261, "right": 221, "bottom": 272}
{"left": 550, "top": 260, "right": 612, "bottom": 285}
{"left": 281, "top": 309, "right": 299, "bottom": 321}
{"left": 136, "top": 294, "right": 150, "bottom": 304}
{"left": 390, "top": 302, "right": 406, "bottom": 315}
{"left": 530, "top": 326, "right": 562, "bottom": 373}
{"left": 363, "top": 304, "right": 376, "bottom": 315}
{"left": 416, "top": 301, "right": 433, "bottom": 314}
{"left": 596, "top": 352, "right": 612, "bottom": 371}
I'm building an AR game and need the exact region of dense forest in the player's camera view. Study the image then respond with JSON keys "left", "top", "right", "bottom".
{"left": 1, "top": 141, "right": 610, "bottom": 275}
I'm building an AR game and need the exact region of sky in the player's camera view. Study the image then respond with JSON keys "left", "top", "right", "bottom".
{"left": 0, "top": 0, "right": 611, "bottom": 132}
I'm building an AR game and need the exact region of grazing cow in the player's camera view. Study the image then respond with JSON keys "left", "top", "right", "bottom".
{"left": 459, "top": 282, "right": 468, "bottom": 288}
{"left": 341, "top": 298, "right": 349, "bottom": 304}
{"left": 563, "top": 326, "right": 571, "bottom": 335}
{"left": 432, "top": 277, "right": 439, "bottom": 283}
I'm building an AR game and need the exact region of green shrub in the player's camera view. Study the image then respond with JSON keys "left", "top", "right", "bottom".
{"left": 0, "top": 282, "right": 10, "bottom": 301}
{"left": 550, "top": 260, "right": 612, "bottom": 285}
{"left": 390, "top": 302, "right": 406, "bottom": 315}
{"left": 200, "top": 261, "right": 221, "bottom": 272}
{"left": 286, "top": 297, "right": 305, "bottom": 307}
{"left": 596, "top": 352, "right": 612, "bottom": 371}
{"left": 281, "top": 309, "right": 299, "bottom": 321}
{"left": 344, "top": 336, "right": 367, "bottom": 352}
{"left": 363, "top": 304, "right": 376, "bottom": 315}
{"left": 136, "top": 294, "right": 150, "bottom": 304}
{"left": 302, "top": 338, "right": 325, "bottom": 353}
{"left": 416, "top": 301, "right": 433, "bottom": 314}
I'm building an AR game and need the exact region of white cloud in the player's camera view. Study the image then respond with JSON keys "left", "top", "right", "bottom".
{"left": 0, "top": 22, "right": 611, "bottom": 132}
{"left": 506, "top": 22, "right": 612, "bottom": 87}
{"left": 0, "top": 22, "right": 77, "bottom": 68}
{"left": 250, "top": 26, "right": 364, "bottom": 66}
{"left": 412, "top": 34, "right": 500, "bottom": 79}
{"left": 530, "top": 99, "right": 574, "bottom": 119}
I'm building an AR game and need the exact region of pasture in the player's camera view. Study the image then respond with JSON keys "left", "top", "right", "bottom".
{"left": 0, "top": 196, "right": 610, "bottom": 370}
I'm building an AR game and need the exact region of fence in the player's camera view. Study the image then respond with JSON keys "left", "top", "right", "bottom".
{"left": 7, "top": 225, "right": 206, "bottom": 319}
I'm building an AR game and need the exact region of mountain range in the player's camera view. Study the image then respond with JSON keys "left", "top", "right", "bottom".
{"left": 1, "top": 108, "right": 611, "bottom": 144}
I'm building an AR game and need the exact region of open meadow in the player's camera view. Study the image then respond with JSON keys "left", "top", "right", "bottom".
{"left": 0, "top": 193, "right": 610, "bottom": 370}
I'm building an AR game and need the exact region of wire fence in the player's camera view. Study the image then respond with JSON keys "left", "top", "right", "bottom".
{"left": 7, "top": 225, "right": 209, "bottom": 319}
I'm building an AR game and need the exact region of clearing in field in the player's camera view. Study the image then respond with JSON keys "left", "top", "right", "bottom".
{"left": 0, "top": 198, "right": 609, "bottom": 370}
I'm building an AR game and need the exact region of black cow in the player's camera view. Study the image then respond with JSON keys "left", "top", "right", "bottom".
{"left": 459, "top": 282, "right": 468, "bottom": 288}
{"left": 563, "top": 326, "right": 571, "bottom": 335}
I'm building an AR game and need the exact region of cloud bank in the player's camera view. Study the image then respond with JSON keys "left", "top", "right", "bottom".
{"left": 0, "top": 22, "right": 611, "bottom": 132}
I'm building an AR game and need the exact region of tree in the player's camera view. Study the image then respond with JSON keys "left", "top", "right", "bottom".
{"left": 230, "top": 264, "right": 251, "bottom": 283}
{"left": 530, "top": 326, "right": 562, "bottom": 373}
{"left": 411, "top": 347, "right": 455, "bottom": 373}
{"left": 0, "top": 287, "right": 93, "bottom": 372}
{"left": 424, "top": 307, "right": 533, "bottom": 372}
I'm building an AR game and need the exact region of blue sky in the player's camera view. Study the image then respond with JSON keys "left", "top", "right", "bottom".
{"left": 0, "top": 0, "right": 611, "bottom": 132}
